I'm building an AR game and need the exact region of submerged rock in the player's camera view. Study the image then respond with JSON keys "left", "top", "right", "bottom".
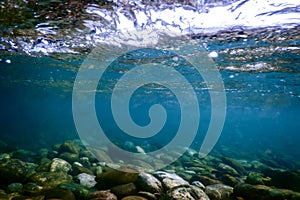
{"left": 190, "top": 174, "right": 221, "bottom": 186}
{"left": 233, "top": 183, "right": 300, "bottom": 200}
{"left": 245, "top": 171, "right": 271, "bottom": 185}
{"left": 111, "top": 183, "right": 137, "bottom": 198}
{"left": 165, "top": 185, "right": 209, "bottom": 200}
{"left": 50, "top": 158, "right": 72, "bottom": 173}
{"left": 44, "top": 188, "right": 76, "bottom": 200}
{"left": 96, "top": 168, "right": 139, "bottom": 189}
{"left": 222, "top": 157, "right": 246, "bottom": 175}
{"left": 154, "top": 171, "right": 189, "bottom": 190}
{"left": 7, "top": 182, "right": 23, "bottom": 193}
{"left": 0, "top": 159, "right": 28, "bottom": 184}
{"left": 59, "top": 140, "right": 82, "bottom": 154}
{"left": 88, "top": 190, "right": 118, "bottom": 200}
{"left": 122, "top": 196, "right": 148, "bottom": 200}
{"left": 262, "top": 169, "right": 300, "bottom": 192}
{"left": 76, "top": 173, "right": 97, "bottom": 188}
{"left": 135, "top": 172, "right": 162, "bottom": 193}
{"left": 205, "top": 184, "right": 233, "bottom": 200}
{"left": 58, "top": 182, "right": 91, "bottom": 199}
{"left": 29, "top": 171, "right": 72, "bottom": 189}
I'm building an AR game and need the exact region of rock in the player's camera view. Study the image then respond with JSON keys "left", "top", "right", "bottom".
{"left": 58, "top": 182, "right": 91, "bottom": 199}
{"left": 29, "top": 171, "right": 72, "bottom": 189}
{"left": 7, "top": 183, "right": 23, "bottom": 193}
{"left": 88, "top": 190, "right": 117, "bottom": 200}
{"left": 23, "top": 182, "right": 43, "bottom": 196}
{"left": 165, "top": 185, "right": 209, "bottom": 200}
{"left": 245, "top": 171, "right": 270, "bottom": 185}
{"left": 38, "top": 148, "right": 49, "bottom": 158}
{"left": 0, "top": 153, "right": 10, "bottom": 160}
{"left": 205, "top": 184, "right": 233, "bottom": 200}
{"left": 191, "top": 181, "right": 205, "bottom": 190}
{"left": 262, "top": 169, "right": 300, "bottom": 192}
{"left": 135, "top": 173, "right": 162, "bottom": 193}
{"left": 233, "top": 183, "right": 300, "bottom": 200}
{"left": 220, "top": 174, "right": 241, "bottom": 187}
{"left": 80, "top": 150, "right": 99, "bottom": 163}
{"left": 59, "top": 140, "right": 81, "bottom": 154}
{"left": 76, "top": 173, "right": 97, "bottom": 188}
{"left": 72, "top": 162, "right": 94, "bottom": 175}
{"left": 217, "top": 163, "right": 239, "bottom": 176}
{"left": 0, "top": 189, "right": 8, "bottom": 198}
{"left": 96, "top": 168, "right": 139, "bottom": 189}
{"left": 111, "top": 183, "right": 137, "bottom": 197}
{"left": 190, "top": 175, "right": 221, "bottom": 186}
{"left": 59, "top": 152, "right": 79, "bottom": 163}
{"left": 50, "top": 158, "right": 72, "bottom": 173}
{"left": 121, "top": 196, "right": 148, "bottom": 200}
{"left": 0, "top": 159, "right": 28, "bottom": 184}
{"left": 222, "top": 157, "right": 246, "bottom": 175}
{"left": 153, "top": 171, "right": 189, "bottom": 190}
{"left": 12, "top": 149, "right": 37, "bottom": 163}
{"left": 44, "top": 188, "right": 76, "bottom": 200}
{"left": 162, "top": 178, "right": 189, "bottom": 190}
{"left": 154, "top": 171, "right": 187, "bottom": 182}
{"left": 80, "top": 157, "right": 92, "bottom": 168}
{"left": 137, "top": 191, "right": 158, "bottom": 200}
{"left": 90, "top": 148, "right": 113, "bottom": 163}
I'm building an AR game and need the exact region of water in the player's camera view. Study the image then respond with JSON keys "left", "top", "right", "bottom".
{"left": 0, "top": 0, "right": 300, "bottom": 171}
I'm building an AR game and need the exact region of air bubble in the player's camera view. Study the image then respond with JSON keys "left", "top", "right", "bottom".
{"left": 208, "top": 51, "right": 218, "bottom": 58}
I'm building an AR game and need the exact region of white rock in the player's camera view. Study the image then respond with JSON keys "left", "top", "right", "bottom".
{"left": 77, "top": 173, "right": 97, "bottom": 188}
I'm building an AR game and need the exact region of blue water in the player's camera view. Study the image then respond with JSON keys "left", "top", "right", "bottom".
{"left": 0, "top": 37, "right": 299, "bottom": 169}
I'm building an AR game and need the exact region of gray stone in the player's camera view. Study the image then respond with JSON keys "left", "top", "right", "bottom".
{"left": 136, "top": 172, "right": 162, "bottom": 193}
{"left": 50, "top": 158, "right": 72, "bottom": 173}
{"left": 76, "top": 173, "right": 97, "bottom": 188}
{"left": 162, "top": 178, "right": 189, "bottom": 190}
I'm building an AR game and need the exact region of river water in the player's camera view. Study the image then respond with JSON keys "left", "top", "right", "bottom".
{"left": 0, "top": 0, "right": 299, "bottom": 170}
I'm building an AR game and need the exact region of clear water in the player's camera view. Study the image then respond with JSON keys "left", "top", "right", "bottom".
{"left": 0, "top": 0, "right": 300, "bottom": 170}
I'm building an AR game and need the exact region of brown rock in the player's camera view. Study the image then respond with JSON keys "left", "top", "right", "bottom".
{"left": 121, "top": 196, "right": 147, "bottom": 200}
{"left": 234, "top": 183, "right": 300, "bottom": 200}
{"left": 111, "top": 183, "right": 137, "bottom": 197}
{"left": 96, "top": 168, "right": 138, "bottom": 189}
{"left": 44, "top": 188, "right": 76, "bottom": 200}
{"left": 88, "top": 190, "right": 117, "bottom": 200}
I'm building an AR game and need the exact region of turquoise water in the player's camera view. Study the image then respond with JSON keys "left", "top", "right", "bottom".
{"left": 1, "top": 34, "right": 299, "bottom": 169}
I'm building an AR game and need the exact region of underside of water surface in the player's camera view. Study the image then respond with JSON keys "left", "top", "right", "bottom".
{"left": 0, "top": 0, "right": 300, "bottom": 199}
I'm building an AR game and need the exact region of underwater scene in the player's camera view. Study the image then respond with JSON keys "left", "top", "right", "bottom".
{"left": 0, "top": 0, "right": 300, "bottom": 199}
